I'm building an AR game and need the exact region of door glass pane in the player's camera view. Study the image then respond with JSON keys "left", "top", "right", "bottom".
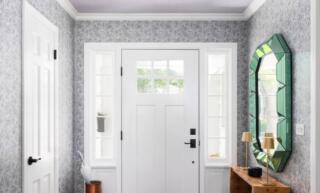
{"left": 208, "top": 138, "right": 226, "bottom": 159}
{"left": 137, "top": 78, "right": 153, "bottom": 93}
{"left": 169, "top": 60, "right": 184, "bottom": 76}
{"left": 137, "top": 61, "right": 152, "bottom": 76}
{"left": 168, "top": 79, "right": 184, "bottom": 94}
{"left": 153, "top": 60, "right": 167, "bottom": 76}
{"left": 154, "top": 79, "right": 168, "bottom": 94}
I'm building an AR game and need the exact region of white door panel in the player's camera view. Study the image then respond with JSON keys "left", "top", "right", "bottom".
{"left": 122, "top": 50, "right": 199, "bottom": 193}
{"left": 24, "top": 2, "right": 57, "bottom": 193}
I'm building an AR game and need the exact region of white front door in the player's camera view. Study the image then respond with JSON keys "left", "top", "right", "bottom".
{"left": 122, "top": 49, "right": 199, "bottom": 193}
{"left": 23, "top": 2, "right": 58, "bottom": 193}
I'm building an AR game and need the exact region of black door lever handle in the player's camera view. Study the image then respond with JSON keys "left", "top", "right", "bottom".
{"left": 184, "top": 139, "right": 197, "bottom": 148}
{"left": 28, "top": 156, "right": 42, "bottom": 165}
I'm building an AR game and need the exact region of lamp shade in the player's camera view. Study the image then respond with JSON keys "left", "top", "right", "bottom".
{"left": 241, "top": 132, "right": 252, "bottom": 142}
{"left": 262, "top": 137, "right": 275, "bottom": 149}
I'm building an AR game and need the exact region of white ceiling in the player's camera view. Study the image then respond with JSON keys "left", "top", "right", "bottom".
{"left": 69, "top": 0, "right": 254, "bottom": 13}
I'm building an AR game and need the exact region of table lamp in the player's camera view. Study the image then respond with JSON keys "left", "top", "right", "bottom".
{"left": 262, "top": 136, "right": 275, "bottom": 186}
{"left": 241, "top": 132, "right": 252, "bottom": 170}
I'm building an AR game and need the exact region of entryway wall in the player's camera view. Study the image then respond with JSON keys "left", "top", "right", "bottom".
{"left": 247, "top": 1, "right": 311, "bottom": 193}
{"left": 0, "top": 1, "right": 312, "bottom": 193}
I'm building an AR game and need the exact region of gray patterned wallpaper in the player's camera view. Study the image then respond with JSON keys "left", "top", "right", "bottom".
{"left": 0, "top": 0, "right": 74, "bottom": 193}
{"left": 247, "top": 1, "right": 310, "bottom": 193}
{"left": 0, "top": 1, "right": 22, "bottom": 193}
{"left": 73, "top": 20, "right": 249, "bottom": 193}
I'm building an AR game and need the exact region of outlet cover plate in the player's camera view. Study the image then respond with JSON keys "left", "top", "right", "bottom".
{"left": 295, "top": 124, "right": 305, "bottom": 136}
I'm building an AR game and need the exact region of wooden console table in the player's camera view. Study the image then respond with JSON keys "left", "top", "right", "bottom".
{"left": 230, "top": 167, "right": 290, "bottom": 193}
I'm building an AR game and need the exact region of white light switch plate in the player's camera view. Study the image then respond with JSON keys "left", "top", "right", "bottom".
{"left": 296, "top": 124, "right": 305, "bottom": 136}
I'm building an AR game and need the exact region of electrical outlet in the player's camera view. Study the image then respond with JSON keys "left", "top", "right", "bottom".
{"left": 295, "top": 124, "right": 305, "bottom": 136}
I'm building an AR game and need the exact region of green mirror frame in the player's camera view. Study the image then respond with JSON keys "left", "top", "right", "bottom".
{"left": 248, "top": 34, "right": 292, "bottom": 172}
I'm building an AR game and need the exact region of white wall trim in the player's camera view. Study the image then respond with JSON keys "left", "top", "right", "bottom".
{"left": 243, "top": 0, "right": 266, "bottom": 19}
{"left": 55, "top": 0, "right": 265, "bottom": 21}
{"left": 311, "top": 0, "right": 320, "bottom": 192}
{"left": 55, "top": 0, "right": 77, "bottom": 18}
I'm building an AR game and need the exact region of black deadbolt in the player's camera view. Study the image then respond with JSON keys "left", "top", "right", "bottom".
{"left": 28, "top": 156, "right": 41, "bottom": 165}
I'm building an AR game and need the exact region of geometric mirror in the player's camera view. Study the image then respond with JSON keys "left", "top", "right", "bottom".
{"left": 248, "top": 34, "right": 292, "bottom": 172}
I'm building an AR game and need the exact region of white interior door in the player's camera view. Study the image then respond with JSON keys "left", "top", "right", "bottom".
{"left": 122, "top": 49, "right": 199, "bottom": 193}
{"left": 23, "top": 2, "right": 58, "bottom": 193}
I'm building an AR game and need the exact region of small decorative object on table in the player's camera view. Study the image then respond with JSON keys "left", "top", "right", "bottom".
{"left": 241, "top": 132, "right": 252, "bottom": 170}
{"left": 248, "top": 167, "right": 262, "bottom": 177}
{"left": 261, "top": 136, "right": 275, "bottom": 186}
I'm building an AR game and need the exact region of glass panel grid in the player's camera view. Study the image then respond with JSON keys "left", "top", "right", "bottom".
{"left": 136, "top": 60, "right": 185, "bottom": 94}
{"left": 206, "top": 53, "right": 228, "bottom": 163}
{"left": 94, "top": 52, "right": 114, "bottom": 161}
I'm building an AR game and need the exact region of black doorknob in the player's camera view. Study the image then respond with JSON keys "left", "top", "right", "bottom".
{"left": 28, "top": 156, "right": 41, "bottom": 165}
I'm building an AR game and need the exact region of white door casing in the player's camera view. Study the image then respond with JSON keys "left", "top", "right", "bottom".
{"left": 23, "top": 2, "right": 58, "bottom": 193}
{"left": 122, "top": 49, "right": 199, "bottom": 193}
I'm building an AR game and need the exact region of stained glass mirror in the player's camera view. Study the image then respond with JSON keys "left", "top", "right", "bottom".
{"left": 248, "top": 34, "right": 292, "bottom": 172}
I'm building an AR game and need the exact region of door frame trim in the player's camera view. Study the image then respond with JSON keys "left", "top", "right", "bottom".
{"left": 84, "top": 42, "right": 238, "bottom": 193}
{"left": 22, "top": 2, "right": 60, "bottom": 193}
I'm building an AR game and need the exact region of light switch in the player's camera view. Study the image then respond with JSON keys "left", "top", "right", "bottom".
{"left": 296, "top": 124, "right": 305, "bottom": 136}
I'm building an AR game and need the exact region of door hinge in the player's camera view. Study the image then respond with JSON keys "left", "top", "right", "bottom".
{"left": 53, "top": 49, "right": 57, "bottom": 60}
{"left": 198, "top": 140, "right": 200, "bottom": 146}
{"left": 120, "top": 130, "right": 123, "bottom": 140}
{"left": 120, "top": 66, "right": 123, "bottom": 76}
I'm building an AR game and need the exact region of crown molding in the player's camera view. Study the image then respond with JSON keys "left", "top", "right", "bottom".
{"left": 243, "top": 0, "right": 266, "bottom": 19}
{"left": 56, "top": 0, "right": 265, "bottom": 21}
{"left": 76, "top": 13, "right": 247, "bottom": 21}
{"left": 55, "top": 0, "right": 77, "bottom": 18}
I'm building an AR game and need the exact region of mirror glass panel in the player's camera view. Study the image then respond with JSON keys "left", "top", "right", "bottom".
{"left": 258, "top": 53, "right": 278, "bottom": 144}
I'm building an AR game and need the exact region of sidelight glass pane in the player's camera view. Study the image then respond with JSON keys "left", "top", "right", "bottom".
{"left": 95, "top": 54, "right": 113, "bottom": 75}
{"left": 208, "top": 117, "right": 225, "bottom": 138}
{"left": 96, "top": 97, "right": 113, "bottom": 115}
{"left": 96, "top": 115, "right": 112, "bottom": 137}
{"left": 96, "top": 76, "right": 113, "bottom": 96}
{"left": 208, "top": 138, "right": 226, "bottom": 159}
{"left": 208, "top": 54, "right": 225, "bottom": 74}
{"left": 208, "top": 75, "right": 225, "bottom": 95}
{"left": 208, "top": 96, "right": 225, "bottom": 116}
{"left": 96, "top": 138, "right": 113, "bottom": 159}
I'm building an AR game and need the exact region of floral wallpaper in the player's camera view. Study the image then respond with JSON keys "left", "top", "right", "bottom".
{"left": 0, "top": 0, "right": 74, "bottom": 193}
{"left": 247, "top": 0, "right": 311, "bottom": 193}
{"left": 0, "top": 1, "right": 22, "bottom": 192}
{"left": 73, "top": 20, "right": 249, "bottom": 193}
